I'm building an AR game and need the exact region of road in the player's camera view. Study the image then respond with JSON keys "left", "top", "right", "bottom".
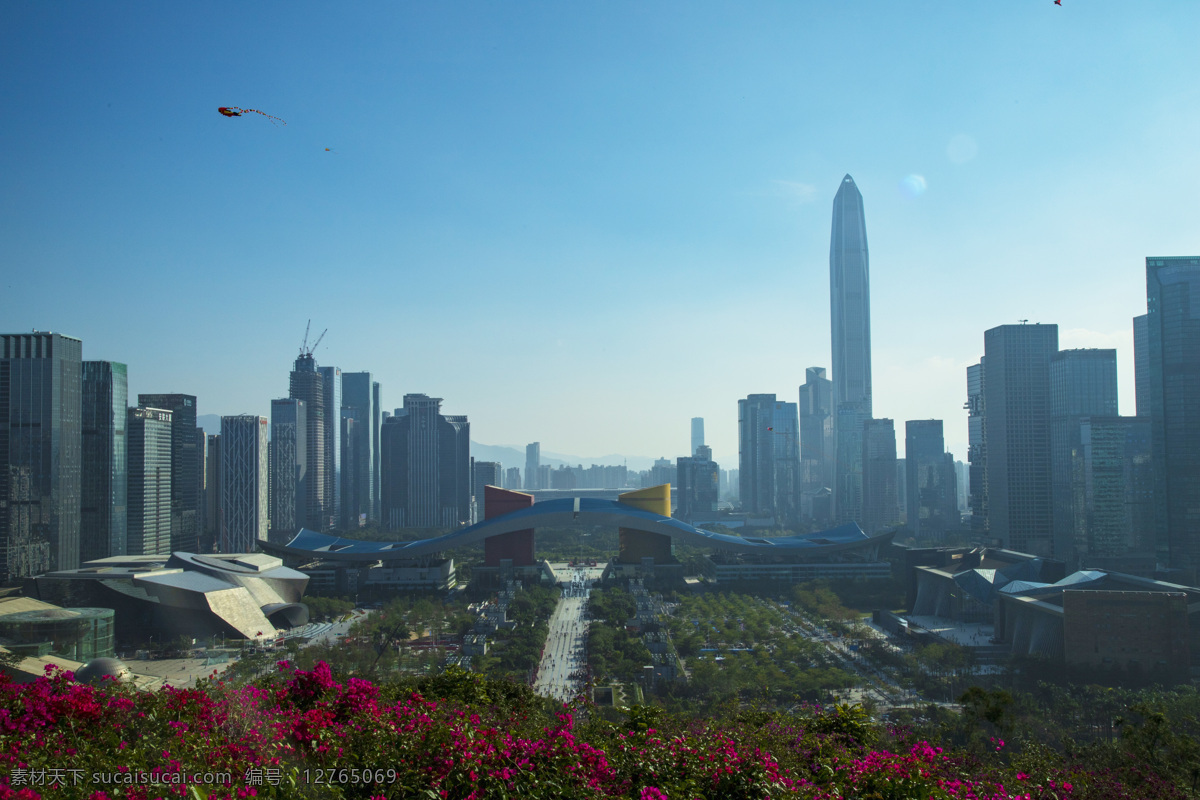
{"left": 532, "top": 568, "right": 592, "bottom": 703}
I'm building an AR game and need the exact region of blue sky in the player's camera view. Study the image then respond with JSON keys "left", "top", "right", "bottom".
{"left": 3, "top": 2, "right": 1197, "bottom": 467}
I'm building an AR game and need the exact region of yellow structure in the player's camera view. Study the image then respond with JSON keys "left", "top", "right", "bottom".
{"left": 617, "top": 484, "right": 671, "bottom": 517}
{"left": 617, "top": 484, "right": 674, "bottom": 564}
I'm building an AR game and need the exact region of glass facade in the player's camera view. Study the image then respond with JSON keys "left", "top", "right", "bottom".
{"left": 127, "top": 407, "right": 173, "bottom": 556}
{"left": 218, "top": 415, "right": 268, "bottom": 552}
{"left": 0, "top": 333, "right": 83, "bottom": 579}
{"left": 270, "top": 398, "right": 306, "bottom": 539}
{"left": 0, "top": 607, "right": 114, "bottom": 661}
{"left": 983, "top": 324, "right": 1058, "bottom": 556}
{"left": 81, "top": 361, "right": 127, "bottom": 561}
{"left": 137, "top": 393, "right": 198, "bottom": 553}
{"left": 799, "top": 366, "right": 834, "bottom": 497}
{"left": 380, "top": 394, "right": 470, "bottom": 529}
{"left": 1049, "top": 349, "right": 1118, "bottom": 567}
{"left": 905, "top": 419, "right": 957, "bottom": 538}
{"left": 1147, "top": 256, "right": 1200, "bottom": 576}
{"left": 289, "top": 356, "right": 326, "bottom": 532}
{"left": 340, "top": 372, "right": 377, "bottom": 528}
{"left": 318, "top": 366, "right": 341, "bottom": 530}
{"left": 861, "top": 418, "right": 898, "bottom": 535}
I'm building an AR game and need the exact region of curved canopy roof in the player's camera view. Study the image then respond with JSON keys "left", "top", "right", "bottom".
{"left": 268, "top": 497, "right": 890, "bottom": 562}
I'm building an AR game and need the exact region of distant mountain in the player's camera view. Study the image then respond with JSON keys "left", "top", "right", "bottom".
{"left": 198, "top": 414, "right": 222, "bottom": 436}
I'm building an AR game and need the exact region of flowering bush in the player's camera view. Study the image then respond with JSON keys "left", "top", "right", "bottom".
{"left": 0, "top": 663, "right": 1186, "bottom": 799}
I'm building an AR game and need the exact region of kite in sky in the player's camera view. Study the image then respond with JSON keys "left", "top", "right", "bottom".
{"left": 217, "top": 106, "right": 286, "bottom": 125}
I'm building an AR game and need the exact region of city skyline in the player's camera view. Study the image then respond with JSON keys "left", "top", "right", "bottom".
{"left": 5, "top": 3, "right": 1195, "bottom": 464}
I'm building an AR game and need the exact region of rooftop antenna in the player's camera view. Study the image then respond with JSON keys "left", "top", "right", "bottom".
{"left": 1018, "top": 319, "right": 1029, "bottom": 325}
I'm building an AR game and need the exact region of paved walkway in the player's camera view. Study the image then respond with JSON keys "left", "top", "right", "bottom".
{"left": 533, "top": 569, "right": 591, "bottom": 704}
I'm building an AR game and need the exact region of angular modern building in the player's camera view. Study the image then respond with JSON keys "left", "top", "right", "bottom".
{"left": 982, "top": 323, "right": 1059, "bottom": 556}
{"left": 270, "top": 398, "right": 307, "bottom": 540}
{"left": 690, "top": 418, "right": 705, "bottom": 457}
{"left": 1133, "top": 314, "right": 1150, "bottom": 418}
{"left": 380, "top": 394, "right": 471, "bottom": 530}
{"left": 1146, "top": 256, "right": 1200, "bottom": 578}
{"left": 288, "top": 355, "right": 326, "bottom": 532}
{"left": 136, "top": 394, "right": 200, "bottom": 553}
{"left": 829, "top": 175, "right": 873, "bottom": 526}
{"left": 81, "top": 361, "right": 128, "bottom": 562}
{"left": 0, "top": 332, "right": 83, "bottom": 580}
{"left": 126, "top": 407, "right": 173, "bottom": 556}
{"left": 218, "top": 415, "right": 268, "bottom": 553}
{"left": 966, "top": 361, "right": 988, "bottom": 535}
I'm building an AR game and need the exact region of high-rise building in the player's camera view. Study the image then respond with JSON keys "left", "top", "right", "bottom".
{"left": 340, "top": 372, "right": 378, "bottom": 529}
{"left": 195, "top": 426, "right": 207, "bottom": 548}
{"left": 504, "top": 466, "right": 522, "bottom": 491}
{"left": 525, "top": 442, "right": 541, "bottom": 491}
{"left": 0, "top": 332, "right": 82, "bottom": 579}
{"left": 690, "top": 418, "right": 705, "bottom": 456}
{"left": 204, "top": 434, "right": 221, "bottom": 552}
{"left": 1146, "top": 256, "right": 1200, "bottom": 576}
{"left": 270, "top": 398, "right": 307, "bottom": 540}
{"left": 218, "top": 415, "right": 268, "bottom": 552}
{"left": 861, "top": 418, "right": 898, "bottom": 535}
{"left": 381, "top": 394, "right": 470, "bottom": 529}
{"left": 288, "top": 355, "right": 326, "bottom": 532}
{"left": 126, "top": 407, "right": 173, "bottom": 556}
{"left": 472, "top": 460, "right": 502, "bottom": 523}
{"left": 966, "top": 361, "right": 987, "bottom": 534}
{"left": 1133, "top": 314, "right": 1150, "bottom": 418}
{"left": 905, "top": 420, "right": 957, "bottom": 539}
{"left": 137, "top": 393, "right": 199, "bottom": 553}
{"left": 983, "top": 323, "right": 1059, "bottom": 556}
{"left": 1049, "top": 349, "right": 1119, "bottom": 566}
{"left": 829, "top": 175, "right": 873, "bottom": 525}
{"left": 677, "top": 446, "right": 719, "bottom": 521}
{"left": 318, "top": 366, "right": 341, "bottom": 530}
{"left": 1076, "top": 416, "right": 1154, "bottom": 565}
{"left": 372, "top": 381, "right": 382, "bottom": 522}
{"left": 738, "top": 394, "right": 800, "bottom": 523}
{"left": 799, "top": 366, "right": 834, "bottom": 498}
{"left": 81, "top": 361, "right": 127, "bottom": 561}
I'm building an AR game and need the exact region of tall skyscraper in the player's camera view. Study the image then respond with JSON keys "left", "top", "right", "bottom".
{"left": 1049, "top": 349, "right": 1118, "bottom": 565}
{"left": 137, "top": 393, "right": 199, "bottom": 552}
{"left": 0, "top": 332, "right": 82, "bottom": 579}
{"left": 318, "top": 366, "right": 341, "bottom": 530}
{"left": 829, "top": 175, "right": 873, "bottom": 525}
{"left": 983, "top": 323, "right": 1059, "bottom": 556}
{"left": 372, "top": 380, "right": 382, "bottom": 522}
{"left": 218, "top": 415, "right": 268, "bottom": 552}
{"left": 1133, "top": 314, "right": 1150, "bottom": 418}
{"left": 126, "top": 407, "right": 173, "bottom": 556}
{"left": 380, "top": 394, "right": 470, "bottom": 529}
{"left": 341, "top": 372, "right": 378, "bottom": 529}
{"left": 677, "top": 446, "right": 719, "bottom": 521}
{"left": 81, "top": 361, "right": 128, "bottom": 561}
{"left": 1146, "top": 256, "right": 1200, "bottom": 576}
{"left": 203, "top": 434, "right": 221, "bottom": 552}
{"left": 799, "top": 366, "right": 834, "bottom": 497}
{"left": 195, "top": 426, "right": 207, "bottom": 548}
{"left": 966, "top": 361, "right": 988, "bottom": 534}
{"left": 525, "top": 442, "right": 541, "bottom": 491}
{"left": 289, "top": 355, "right": 326, "bottom": 532}
{"left": 270, "top": 398, "right": 307, "bottom": 539}
{"left": 1075, "top": 416, "right": 1154, "bottom": 566}
{"left": 504, "top": 466, "right": 522, "bottom": 491}
{"left": 905, "top": 420, "right": 957, "bottom": 539}
{"left": 738, "top": 394, "right": 800, "bottom": 523}
{"left": 861, "top": 418, "right": 898, "bottom": 535}
{"left": 690, "top": 418, "right": 705, "bottom": 457}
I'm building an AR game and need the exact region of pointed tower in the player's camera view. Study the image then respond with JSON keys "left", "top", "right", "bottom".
{"left": 830, "top": 175, "right": 873, "bottom": 525}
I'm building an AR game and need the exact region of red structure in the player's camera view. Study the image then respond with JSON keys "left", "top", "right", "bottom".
{"left": 482, "top": 486, "right": 536, "bottom": 566}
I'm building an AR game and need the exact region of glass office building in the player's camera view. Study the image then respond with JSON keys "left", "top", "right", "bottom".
{"left": 81, "top": 361, "right": 128, "bottom": 561}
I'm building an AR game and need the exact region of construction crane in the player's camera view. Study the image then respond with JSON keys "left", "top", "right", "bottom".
{"left": 298, "top": 320, "right": 328, "bottom": 358}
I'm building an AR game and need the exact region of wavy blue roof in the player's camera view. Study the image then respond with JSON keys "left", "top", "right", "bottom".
{"left": 269, "top": 498, "right": 890, "bottom": 562}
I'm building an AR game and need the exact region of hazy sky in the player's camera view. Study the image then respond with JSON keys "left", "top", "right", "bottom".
{"left": 3, "top": 2, "right": 1197, "bottom": 466}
